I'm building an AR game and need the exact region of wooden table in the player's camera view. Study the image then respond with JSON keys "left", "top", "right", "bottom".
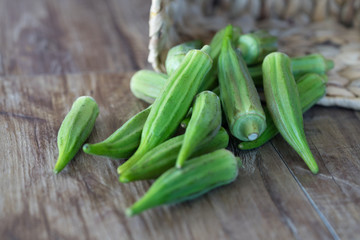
{"left": 1, "top": 0, "right": 359, "bottom": 239}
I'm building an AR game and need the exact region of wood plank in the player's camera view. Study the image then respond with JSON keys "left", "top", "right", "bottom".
{"left": 270, "top": 106, "right": 360, "bottom": 239}
{"left": 0, "top": 0, "right": 151, "bottom": 76}
{"left": 0, "top": 73, "right": 335, "bottom": 239}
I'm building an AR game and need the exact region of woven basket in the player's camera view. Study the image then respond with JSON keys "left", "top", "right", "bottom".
{"left": 148, "top": 0, "right": 360, "bottom": 110}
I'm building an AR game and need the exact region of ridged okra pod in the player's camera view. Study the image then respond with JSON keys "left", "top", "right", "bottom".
{"left": 83, "top": 107, "right": 150, "bottom": 159}
{"left": 239, "top": 73, "right": 327, "bottom": 150}
{"left": 130, "top": 70, "right": 167, "bottom": 104}
{"left": 118, "top": 45, "right": 213, "bottom": 174}
{"left": 262, "top": 52, "right": 319, "bottom": 174}
{"left": 291, "top": 53, "right": 334, "bottom": 78}
{"left": 238, "top": 30, "right": 278, "bottom": 65}
{"left": 176, "top": 91, "right": 222, "bottom": 168}
{"left": 209, "top": 26, "right": 242, "bottom": 62}
{"left": 119, "top": 127, "right": 229, "bottom": 182}
{"left": 249, "top": 54, "right": 334, "bottom": 87}
{"left": 54, "top": 96, "right": 99, "bottom": 173}
{"left": 126, "top": 149, "right": 239, "bottom": 216}
{"left": 218, "top": 25, "right": 266, "bottom": 141}
{"left": 130, "top": 72, "right": 221, "bottom": 106}
{"left": 165, "top": 40, "right": 203, "bottom": 75}
{"left": 198, "top": 25, "right": 242, "bottom": 92}
{"left": 180, "top": 87, "right": 220, "bottom": 128}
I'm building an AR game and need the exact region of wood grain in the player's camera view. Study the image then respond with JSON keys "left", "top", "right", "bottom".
{"left": 0, "top": 0, "right": 151, "bottom": 76}
{"left": 271, "top": 106, "right": 360, "bottom": 240}
{"left": 0, "top": 72, "right": 358, "bottom": 239}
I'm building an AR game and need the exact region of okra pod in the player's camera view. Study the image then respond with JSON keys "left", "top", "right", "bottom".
{"left": 83, "top": 107, "right": 150, "bottom": 159}
{"left": 126, "top": 149, "right": 239, "bottom": 216}
{"left": 291, "top": 53, "right": 334, "bottom": 78}
{"left": 118, "top": 45, "right": 213, "bottom": 174}
{"left": 119, "top": 127, "right": 229, "bottom": 182}
{"left": 130, "top": 70, "right": 167, "bottom": 104}
{"left": 176, "top": 91, "right": 222, "bottom": 168}
{"left": 209, "top": 26, "right": 242, "bottom": 61}
{"left": 249, "top": 54, "right": 334, "bottom": 87}
{"left": 262, "top": 52, "right": 319, "bottom": 174}
{"left": 198, "top": 25, "right": 242, "bottom": 92}
{"left": 54, "top": 96, "right": 99, "bottom": 173}
{"left": 165, "top": 40, "right": 203, "bottom": 75}
{"left": 238, "top": 30, "right": 278, "bottom": 65}
{"left": 218, "top": 25, "right": 266, "bottom": 141}
{"left": 239, "top": 73, "right": 327, "bottom": 150}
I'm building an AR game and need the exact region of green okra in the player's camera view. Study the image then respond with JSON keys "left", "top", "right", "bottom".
{"left": 180, "top": 117, "right": 191, "bottom": 128}
{"left": 54, "top": 96, "right": 99, "bottom": 173}
{"left": 198, "top": 25, "right": 243, "bottom": 92}
{"left": 119, "top": 127, "right": 229, "bottom": 182}
{"left": 126, "top": 149, "right": 239, "bottom": 216}
{"left": 129, "top": 70, "right": 220, "bottom": 106}
{"left": 165, "top": 39, "right": 216, "bottom": 92}
{"left": 209, "top": 26, "right": 242, "bottom": 61}
{"left": 83, "top": 107, "right": 150, "bottom": 159}
{"left": 249, "top": 54, "right": 334, "bottom": 87}
{"left": 238, "top": 30, "right": 278, "bottom": 65}
{"left": 130, "top": 70, "right": 167, "bottom": 104}
{"left": 118, "top": 45, "right": 213, "bottom": 174}
{"left": 291, "top": 53, "right": 334, "bottom": 78}
{"left": 165, "top": 40, "right": 203, "bottom": 75}
{"left": 176, "top": 91, "right": 222, "bottom": 168}
{"left": 262, "top": 52, "right": 319, "bottom": 174}
{"left": 239, "top": 73, "right": 327, "bottom": 150}
{"left": 218, "top": 25, "right": 266, "bottom": 141}
{"left": 180, "top": 86, "right": 219, "bottom": 128}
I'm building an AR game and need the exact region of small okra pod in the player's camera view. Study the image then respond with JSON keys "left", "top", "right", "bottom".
{"left": 118, "top": 45, "right": 213, "bottom": 174}
{"left": 239, "top": 73, "right": 327, "bottom": 150}
{"left": 248, "top": 54, "right": 334, "bottom": 87}
{"left": 126, "top": 149, "right": 239, "bottom": 216}
{"left": 130, "top": 70, "right": 167, "bottom": 104}
{"left": 180, "top": 117, "right": 191, "bottom": 128}
{"left": 198, "top": 25, "right": 242, "bottom": 92}
{"left": 83, "top": 107, "right": 150, "bottom": 159}
{"left": 165, "top": 40, "right": 203, "bottom": 75}
{"left": 218, "top": 25, "right": 266, "bottom": 141}
{"left": 176, "top": 91, "right": 222, "bottom": 168}
{"left": 119, "top": 127, "right": 229, "bottom": 182}
{"left": 209, "top": 25, "right": 242, "bottom": 62}
{"left": 291, "top": 53, "right": 334, "bottom": 78}
{"left": 262, "top": 52, "right": 319, "bottom": 174}
{"left": 54, "top": 96, "right": 99, "bottom": 173}
{"left": 238, "top": 30, "right": 278, "bottom": 65}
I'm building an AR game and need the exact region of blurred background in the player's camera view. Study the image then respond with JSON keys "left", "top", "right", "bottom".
{"left": 0, "top": 0, "right": 151, "bottom": 76}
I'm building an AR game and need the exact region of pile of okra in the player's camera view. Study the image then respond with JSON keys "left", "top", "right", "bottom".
{"left": 54, "top": 25, "right": 334, "bottom": 216}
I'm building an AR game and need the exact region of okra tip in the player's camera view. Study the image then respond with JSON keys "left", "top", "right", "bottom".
{"left": 82, "top": 143, "right": 101, "bottom": 156}
{"left": 53, "top": 154, "right": 67, "bottom": 174}
{"left": 306, "top": 155, "right": 319, "bottom": 174}
{"left": 125, "top": 205, "right": 143, "bottom": 217}
{"left": 82, "top": 143, "right": 91, "bottom": 153}
{"left": 325, "top": 59, "right": 334, "bottom": 71}
{"left": 238, "top": 142, "right": 255, "bottom": 150}
{"left": 311, "top": 166, "right": 319, "bottom": 174}
{"left": 125, "top": 208, "right": 135, "bottom": 217}
{"left": 118, "top": 174, "right": 131, "bottom": 183}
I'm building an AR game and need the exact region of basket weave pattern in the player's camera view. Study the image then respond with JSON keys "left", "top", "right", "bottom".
{"left": 149, "top": 0, "right": 360, "bottom": 110}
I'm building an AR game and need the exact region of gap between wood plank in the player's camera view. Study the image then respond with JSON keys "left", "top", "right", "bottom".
{"left": 270, "top": 142, "right": 340, "bottom": 240}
